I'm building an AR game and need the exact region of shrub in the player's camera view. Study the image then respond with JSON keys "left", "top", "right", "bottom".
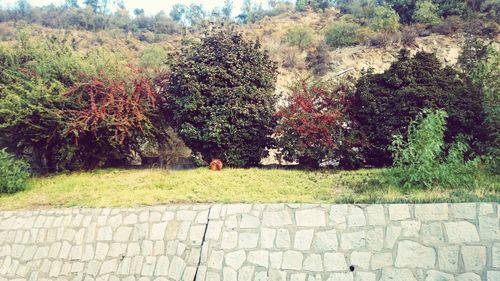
{"left": 285, "top": 25, "right": 314, "bottom": 50}
{"left": 306, "top": 42, "right": 331, "bottom": 76}
{"left": 352, "top": 50, "right": 485, "bottom": 167}
{"left": 0, "top": 149, "right": 30, "bottom": 193}
{"left": 368, "top": 5, "right": 400, "bottom": 33}
{"left": 325, "top": 20, "right": 361, "bottom": 48}
{"left": 431, "top": 15, "right": 464, "bottom": 35}
{"left": 413, "top": 0, "right": 442, "bottom": 25}
{"left": 385, "top": 109, "right": 480, "bottom": 189}
{"left": 274, "top": 79, "right": 355, "bottom": 168}
{"left": 161, "top": 30, "right": 278, "bottom": 167}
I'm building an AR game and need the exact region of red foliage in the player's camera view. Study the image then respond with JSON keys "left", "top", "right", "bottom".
{"left": 64, "top": 67, "right": 158, "bottom": 145}
{"left": 275, "top": 80, "right": 352, "bottom": 165}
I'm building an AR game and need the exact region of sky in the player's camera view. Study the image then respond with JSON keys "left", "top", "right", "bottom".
{"left": 0, "top": 0, "right": 272, "bottom": 16}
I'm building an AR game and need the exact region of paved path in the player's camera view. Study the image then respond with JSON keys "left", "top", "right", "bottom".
{"left": 0, "top": 203, "right": 499, "bottom": 281}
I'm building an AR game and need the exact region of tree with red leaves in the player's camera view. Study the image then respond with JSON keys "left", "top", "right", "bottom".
{"left": 275, "top": 79, "right": 358, "bottom": 168}
{"left": 63, "top": 67, "right": 164, "bottom": 169}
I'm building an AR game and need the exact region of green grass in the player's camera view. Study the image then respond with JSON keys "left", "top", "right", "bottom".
{"left": 0, "top": 167, "right": 498, "bottom": 210}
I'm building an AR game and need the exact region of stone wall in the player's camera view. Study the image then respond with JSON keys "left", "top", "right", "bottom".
{"left": 0, "top": 203, "right": 498, "bottom": 281}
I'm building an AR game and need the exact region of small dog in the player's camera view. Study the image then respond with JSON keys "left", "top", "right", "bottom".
{"left": 209, "top": 159, "right": 223, "bottom": 171}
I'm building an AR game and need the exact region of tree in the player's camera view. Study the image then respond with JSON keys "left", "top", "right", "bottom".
{"left": 84, "top": 0, "right": 100, "bottom": 13}
{"left": 134, "top": 8, "right": 145, "bottom": 17}
{"left": 295, "top": 0, "right": 308, "bottom": 11}
{"left": 413, "top": 0, "right": 441, "bottom": 25}
{"left": 275, "top": 80, "right": 354, "bottom": 168}
{"left": 161, "top": 30, "right": 278, "bottom": 167}
{"left": 306, "top": 42, "right": 331, "bottom": 76}
{"left": 385, "top": 0, "right": 417, "bottom": 24}
{"left": 352, "top": 50, "right": 485, "bottom": 167}
{"left": 64, "top": 0, "right": 79, "bottom": 8}
{"left": 222, "top": 0, "right": 233, "bottom": 17}
{"left": 169, "top": 3, "right": 186, "bottom": 22}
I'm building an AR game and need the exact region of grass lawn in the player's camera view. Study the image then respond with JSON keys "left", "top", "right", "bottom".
{"left": 0, "top": 167, "right": 498, "bottom": 210}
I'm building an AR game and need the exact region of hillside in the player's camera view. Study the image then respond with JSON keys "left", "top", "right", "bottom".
{"left": 0, "top": 9, "right": 484, "bottom": 95}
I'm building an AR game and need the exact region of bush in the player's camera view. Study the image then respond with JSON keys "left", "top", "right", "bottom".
{"left": 352, "top": 50, "right": 485, "bottom": 167}
{"left": 306, "top": 42, "right": 331, "bottom": 76}
{"left": 385, "top": 109, "right": 480, "bottom": 189}
{"left": 275, "top": 79, "right": 355, "bottom": 168}
{"left": 161, "top": 29, "right": 278, "bottom": 167}
{"left": 431, "top": 15, "right": 464, "bottom": 35}
{"left": 413, "top": 0, "right": 442, "bottom": 25}
{"left": 285, "top": 25, "right": 314, "bottom": 50}
{"left": 0, "top": 149, "right": 30, "bottom": 193}
{"left": 368, "top": 5, "right": 400, "bottom": 33}
{"left": 325, "top": 20, "right": 361, "bottom": 48}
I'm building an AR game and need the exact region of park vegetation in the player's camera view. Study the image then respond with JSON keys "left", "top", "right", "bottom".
{"left": 0, "top": 0, "right": 498, "bottom": 200}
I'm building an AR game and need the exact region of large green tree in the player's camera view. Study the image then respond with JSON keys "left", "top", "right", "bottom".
{"left": 352, "top": 50, "right": 485, "bottom": 167}
{"left": 161, "top": 30, "right": 278, "bottom": 167}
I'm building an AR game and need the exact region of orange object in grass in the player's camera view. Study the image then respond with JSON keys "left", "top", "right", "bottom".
{"left": 209, "top": 159, "right": 223, "bottom": 171}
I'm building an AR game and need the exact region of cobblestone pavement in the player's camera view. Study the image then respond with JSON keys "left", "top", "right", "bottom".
{"left": 0, "top": 203, "right": 498, "bottom": 281}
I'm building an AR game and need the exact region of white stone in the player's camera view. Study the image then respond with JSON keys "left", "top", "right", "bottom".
{"left": 276, "top": 229, "right": 291, "bottom": 248}
{"left": 366, "top": 205, "right": 385, "bottom": 226}
{"left": 248, "top": 250, "right": 269, "bottom": 267}
{"left": 269, "top": 269, "right": 286, "bottom": 281}
{"left": 291, "top": 273, "right": 307, "bottom": 281}
{"left": 445, "top": 221, "right": 480, "bottom": 243}
{"left": 168, "top": 256, "right": 186, "bottom": 280}
{"left": 493, "top": 243, "right": 500, "bottom": 268}
{"left": 365, "top": 228, "right": 383, "bottom": 251}
{"left": 388, "top": 205, "right": 411, "bottom": 221}
{"left": 294, "top": 229, "right": 314, "bottom": 251}
{"left": 223, "top": 267, "right": 237, "bottom": 281}
{"left": 176, "top": 210, "right": 197, "bottom": 221}
{"left": 456, "top": 273, "right": 481, "bottom": 281}
{"left": 330, "top": 205, "right": 347, "bottom": 229}
{"left": 189, "top": 225, "right": 206, "bottom": 245}
{"left": 303, "top": 254, "right": 323, "bottom": 271}
{"left": 206, "top": 221, "right": 223, "bottom": 241}
{"left": 487, "top": 271, "right": 500, "bottom": 281}
{"left": 262, "top": 211, "right": 292, "bottom": 227}
{"left": 296, "top": 209, "right": 326, "bottom": 227}
{"left": 384, "top": 225, "right": 401, "bottom": 249}
{"left": 208, "top": 250, "right": 224, "bottom": 270}
{"left": 348, "top": 206, "right": 366, "bottom": 227}
{"left": 424, "top": 270, "right": 455, "bottom": 281}
{"left": 225, "top": 250, "right": 246, "bottom": 270}
{"left": 326, "top": 272, "right": 353, "bottom": 281}
{"left": 479, "top": 203, "right": 494, "bottom": 215}
{"left": 261, "top": 228, "right": 276, "bottom": 249}
{"left": 355, "top": 272, "right": 376, "bottom": 281}
{"left": 422, "top": 223, "right": 445, "bottom": 244}
{"left": 341, "top": 231, "right": 365, "bottom": 250}
{"left": 324, "top": 252, "right": 348, "bottom": 271}
{"left": 221, "top": 231, "right": 238, "bottom": 249}
{"left": 380, "top": 268, "right": 417, "bottom": 281}
{"left": 351, "top": 251, "right": 371, "bottom": 269}
{"left": 150, "top": 223, "right": 167, "bottom": 240}
{"left": 450, "top": 203, "right": 476, "bottom": 219}
{"left": 479, "top": 216, "right": 499, "bottom": 241}
{"left": 314, "top": 229, "right": 338, "bottom": 251}
{"left": 240, "top": 215, "right": 260, "bottom": 228}
{"left": 238, "top": 266, "right": 255, "bottom": 281}
{"left": 270, "top": 251, "right": 283, "bottom": 269}
{"left": 154, "top": 256, "right": 169, "bottom": 276}
{"left": 114, "top": 227, "right": 132, "bottom": 242}
{"left": 282, "top": 250, "right": 303, "bottom": 270}
{"left": 395, "top": 240, "right": 436, "bottom": 268}
{"left": 462, "top": 246, "right": 486, "bottom": 271}
{"left": 239, "top": 233, "right": 258, "bottom": 249}
{"left": 415, "top": 204, "right": 448, "bottom": 221}
{"left": 371, "top": 252, "right": 392, "bottom": 270}
{"left": 401, "top": 220, "right": 421, "bottom": 237}
{"left": 438, "top": 246, "right": 459, "bottom": 272}
{"left": 226, "top": 204, "right": 252, "bottom": 215}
